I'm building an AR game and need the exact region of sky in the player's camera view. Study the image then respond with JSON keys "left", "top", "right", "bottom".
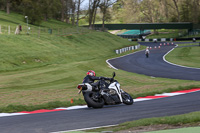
{"left": 80, "top": 0, "right": 117, "bottom": 10}
{"left": 80, "top": 0, "right": 89, "bottom": 9}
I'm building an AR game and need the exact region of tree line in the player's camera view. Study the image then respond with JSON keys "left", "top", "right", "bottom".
{"left": 0, "top": 0, "right": 115, "bottom": 28}
{"left": 113, "top": 0, "right": 200, "bottom": 24}
{"left": 0, "top": 0, "right": 199, "bottom": 28}
{"left": 0, "top": 0, "right": 85, "bottom": 25}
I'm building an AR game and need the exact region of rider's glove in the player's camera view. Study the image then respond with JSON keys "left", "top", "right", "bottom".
{"left": 99, "top": 77, "right": 104, "bottom": 80}
{"left": 110, "top": 78, "right": 114, "bottom": 82}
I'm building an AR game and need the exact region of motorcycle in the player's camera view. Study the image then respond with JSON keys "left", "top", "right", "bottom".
{"left": 77, "top": 72, "right": 133, "bottom": 108}
{"left": 145, "top": 52, "right": 149, "bottom": 58}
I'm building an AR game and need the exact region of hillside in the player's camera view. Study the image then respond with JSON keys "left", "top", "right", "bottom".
{"left": 0, "top": 11, "right": 135, "bottom": 107}
{"left": 0, "top": 11, "right": 199, "bottom": 111}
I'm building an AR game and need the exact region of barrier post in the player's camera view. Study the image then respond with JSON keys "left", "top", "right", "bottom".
{"left": 8, "top": 25, "right": 10, "bottom": 34}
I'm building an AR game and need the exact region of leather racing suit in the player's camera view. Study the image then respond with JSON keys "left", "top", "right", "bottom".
{"left": 82, "top": 75, "right": 112, "bottom": 91}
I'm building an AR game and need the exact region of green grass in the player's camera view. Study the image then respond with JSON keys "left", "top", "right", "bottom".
{"left": 146, "top": 30, "right": 179, "bottom": 39}
{"left": 146, "top": 29, "right": 187, "bottom": 39}
{"left": 146, "top": 29, "right": 200, "bottom": 39}
{"left": 1, "top": 85, "right": 198, "bottom": 113}
{"left": 88, "top": 111, "right": 200, "bottom": 132}
{"left": 165, "top": 43, "right": 200, "bottom": 68}
{"left": 0, "top": 11, "right": 200, "bottom": 113}
{"left": 0, "top": 99, "right": 85, "bottom": 113}
{"left": 146, "top": 32, "right": 179, "bottom": 39}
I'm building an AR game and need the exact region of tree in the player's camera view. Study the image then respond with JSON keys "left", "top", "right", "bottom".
{"left": 61, "top": 0, "right": 75, "bottom": 24}
{"left": 191, "top": 0, "right": 200, "bottom": 23}
{"left": 6, "top": 0, "right": 11, "bottom": 14}
{"left": 76, "top": 0, "right": 85, "bottom": 26}
{"left": 21, "top": 0, "right": 44, "bottom": 25}
{"left": 71, "top": 0, "right": 76, "bottom": 25}
{"left": 99, "top": 0, "right": 114, "bottom": 29}
{"left": 172, "top": 0, "right": 180, "bottom": 22}
{"left": 88, "top": 0, "right": 101, "bottom": 29}
{"left": 60, "top": 0, "right": 65, "bottom": 21}
{"left": 139, "top": 0, "right": 160, "bottom": 23}
{"left": 158, "top": 0, "right": 170, "bottom": 22}
{"left": 180, "top": 0, "right": 191, "bottom": 22}
{"left": 112, "top": 0, "right": 125, "bottom": 23}
{"left": 41, "top": 0, "right": 61, "bottom": 21}
{"left": 0, "top": 0, "right": 17, "bottom": 14}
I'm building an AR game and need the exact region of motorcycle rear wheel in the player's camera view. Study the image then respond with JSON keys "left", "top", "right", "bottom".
{"left": 84, "top": 92, "right": 104, "bottom": 108}
{"left": 122, "top": 92, "right": 133, "bottom": 105}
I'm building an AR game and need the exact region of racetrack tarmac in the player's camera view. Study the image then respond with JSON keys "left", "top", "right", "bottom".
{"left": 1, "top": 90, "right": 200, "bottom": 133}
{"left": 108, "top": 42, "right": 200, "bottom": 81}
{"left": 1, "top": 42, "right": 200, "bottom": 133}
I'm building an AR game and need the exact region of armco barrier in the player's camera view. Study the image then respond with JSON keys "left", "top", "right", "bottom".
{"left": 132, "top": 37, "right": 200, "bottom": 42}
{"left": 115, "top": 44, "right": 140, "bottom": 54}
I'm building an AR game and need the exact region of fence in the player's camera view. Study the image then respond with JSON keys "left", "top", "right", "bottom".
{"left": 0, "top": 25, "right": 91, "bottom": 37}
{"left": 115, "top": 44, "right": 140, "bottom": 54}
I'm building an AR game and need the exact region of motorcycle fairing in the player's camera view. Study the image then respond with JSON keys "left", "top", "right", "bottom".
{"left": 108, "top": 82, "right": 123, "bottom": 103}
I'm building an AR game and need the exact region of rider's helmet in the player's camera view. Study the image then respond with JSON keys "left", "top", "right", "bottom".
{"left": 87, "top": 70, "right": 96, "bottom": 76}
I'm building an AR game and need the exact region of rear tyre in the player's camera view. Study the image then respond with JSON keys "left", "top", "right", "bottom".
{"left": 146, "top": 53, "right": 149, "bottom": 58}
{"left": 122, "top": 92, "right": 133, "bottom": 105}
{"left": 84, "top": 92, "right": 104, "bottom": 108}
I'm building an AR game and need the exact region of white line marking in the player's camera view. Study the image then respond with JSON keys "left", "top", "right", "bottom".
{"left": 163, "top": 44, "right": 200, "bottom": 69}
{"left": 0, "top": 113, "right": 28, "bottom": 117}
{"left": 155, "top": 93, "right": 184, "bottom": 96}
{"left": 106, "top": 49, "right": 145, "bottom": 70}
{"left": 1, "top": 90, "right": 200, "bottom": 118}
{"left": 56, "top": 105, "right": 87, "bottom": 110}
{"left": 106, "top": 59, "right": 118, "bottom": 70}
{"left": 133, "top": 98, "right": 153, "bottom": 102}
{"left": 50, "top": 124, "right": 118, "bottom": 133}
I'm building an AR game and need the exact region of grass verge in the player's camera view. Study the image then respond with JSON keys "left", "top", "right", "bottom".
{"left": 0, "top": 99, "right": 85, "bottom": 113}
{"left": 165, "top": 43, "right": 200, "bottom": 68}
{"left": 0, "top": 11, "right": 200, "bottom": 114}
{"left": 88, "top": 111, "right": 200, "bottom": 132}
{"left": 1, "top": 85, "right": 199, "bottom": 113}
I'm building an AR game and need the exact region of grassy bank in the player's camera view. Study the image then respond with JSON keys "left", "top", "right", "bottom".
{"left": 146, "top": 29, "right": 185, "bottom": 39}
{"left": 88, "top": 111, "right": 200, "bottom": 133}
{"left": 0, "top": 11, "right": 200, "bottom": 113}
{"left": 165, "top": 43, "right": 200, "bottom": 68}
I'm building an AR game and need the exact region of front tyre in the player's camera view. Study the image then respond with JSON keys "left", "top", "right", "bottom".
{"left": 84, "top": 92, "right": 104, "bottom": 108}
{"left": 122, "top": 92, "right": 133, "bottom": 105}
{"left": 146, "top": 53, "right": 149, "bottom": 58}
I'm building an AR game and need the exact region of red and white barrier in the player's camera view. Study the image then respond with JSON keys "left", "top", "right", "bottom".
{"left": 1, "top": 88, "right": 200, "bottom": 117}
{"left": 134, "top": 88, "right": 200, "bottom": 102}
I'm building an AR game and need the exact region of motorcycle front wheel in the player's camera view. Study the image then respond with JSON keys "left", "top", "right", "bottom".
{"left": 84, "top": 91, "right": 104, "bottom": 108}
{"left": 122, "top": 92, "right": 133, "bottom": 105}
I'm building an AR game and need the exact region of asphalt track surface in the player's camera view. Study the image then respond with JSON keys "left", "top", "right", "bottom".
{"left": 0, "top": 91, "right": 200, "bottom": 133}
{"left": 108, "top": 42, "right": 200, "bottom": 81}
{"left": 1, "top": 42, "right": 200, "bottom": 133}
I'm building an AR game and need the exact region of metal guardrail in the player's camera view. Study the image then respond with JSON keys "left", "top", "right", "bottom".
{"left": 115, "top": 44, "right": 140, "bottom": 54}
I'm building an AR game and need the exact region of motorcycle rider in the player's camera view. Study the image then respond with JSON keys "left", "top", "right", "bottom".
{"left": 82, "top": 70, "right": 113, "bottom": 91}
{"left": 145, "top": 47, "right": 150, "bottom": 58}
